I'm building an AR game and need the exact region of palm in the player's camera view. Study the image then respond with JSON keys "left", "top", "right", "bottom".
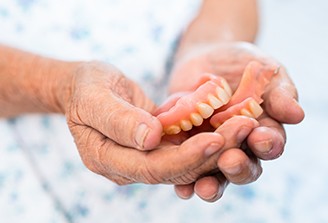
{"left": 169, "top": 42, "right": 276, "bottom": 94}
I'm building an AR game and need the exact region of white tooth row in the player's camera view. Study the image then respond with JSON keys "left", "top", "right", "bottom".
{"left": 163, "top": 86, "right": 231, "bottom": 135}
{"left": 196, "top": 86, "right": 230, "bottom": 118}
{"left": 164, "top": 112, "right": 203, "bottom": 134}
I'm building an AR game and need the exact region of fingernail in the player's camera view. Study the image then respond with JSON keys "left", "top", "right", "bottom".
{"left": 224, "top": 163, "right": 242, "bottom": 175}
{"left": 205, "top": 143, "right": 221, "bottom": 157}
{"left": 204, "top": 192, "right": 219, "bottom": 201}
{"left": 254, "top": 140, "right": 273, "bottom": 154}
{"left": 135, "top": 123, "right": 150, "bottom": 149}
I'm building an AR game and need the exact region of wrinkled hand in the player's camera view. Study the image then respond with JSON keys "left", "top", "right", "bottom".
{"left": 170, "top": 42, "right": 305, "bottom": 201}
{"left": 63, "top": 61, "right": 256, "bottom": 186}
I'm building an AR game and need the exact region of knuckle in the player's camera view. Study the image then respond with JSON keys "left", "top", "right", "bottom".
{"left": 110, "top": 75, "right": 133, "bottom": 102}
{"left": 81, "top": 154, "right": 102, "bottom": 175}
{"left": 107, "top": 107, "right": 133, "bottom": 138}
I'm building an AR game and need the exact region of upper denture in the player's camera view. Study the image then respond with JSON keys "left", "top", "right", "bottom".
{"left": 156, "top": 75, "right": 231, "bottom": 135}
{"left": 156, "top": 61, "right": 278, "bottom": 135}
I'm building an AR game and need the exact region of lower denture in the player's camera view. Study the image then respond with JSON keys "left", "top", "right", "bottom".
{"left": 210, "top": 97, "right": 263, "bottom": 129}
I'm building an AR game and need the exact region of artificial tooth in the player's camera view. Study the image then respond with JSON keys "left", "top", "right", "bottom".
{"left": 190, "top": 113, "right": 203, "bottom": 126}
{"left": 196, "top": 102, "right": 214, "bottom": 119}
{"left": 240, "top": 108, "right": 254, "bottom": 118}
{"left": 212, "top": 121, "right": 222, "bottom": 129}
{"left": 164, "top": 125, "right": 181, "bottom": 135}
{"left": 207, "top": 94, "right": 223, "bottom": 109}
{"left": 249, "top": 100, "right": 263, "bottom": 118}
{"left": 216, "top": 87, "right": 230, "bottom": 104}
{"left": 221, "top": 79, "right": 233, "bottom": 97}
{"left": 180, "top": 119, "right": 193, "bottom": 131}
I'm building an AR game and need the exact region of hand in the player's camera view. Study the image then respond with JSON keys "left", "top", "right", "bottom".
{"left": 62, "top": 61, "right": 259, "bottom": 185}
{"left": 169, "top": 42, "right": 304, "bottom": 201}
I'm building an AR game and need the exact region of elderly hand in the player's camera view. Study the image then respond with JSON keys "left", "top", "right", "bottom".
{"left": 0, "top": 45, "right": 260, "bottom": 187}
{"left": 169, "top": 42, "right": 304, "bottom": 201}
{"left": 62, "top": 61, "right": 260, "bottom": 185}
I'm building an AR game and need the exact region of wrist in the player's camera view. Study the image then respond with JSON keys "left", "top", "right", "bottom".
{"left": 175, "top": 0, "right": 258, "bottom": 63}
{"left": 36, "top": 58, "right": 79, "bottom": 114}
{"left": 0, "top": 45, "right": 79, "bottom": 116}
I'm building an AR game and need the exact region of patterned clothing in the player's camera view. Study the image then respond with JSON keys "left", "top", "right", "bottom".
{"left": 1, "top": 0, "right": 328, "bottom": 222}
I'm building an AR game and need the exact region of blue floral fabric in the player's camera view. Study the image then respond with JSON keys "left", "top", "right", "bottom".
{"left": 1, "top": 0, "right": 328, "bottom": 223}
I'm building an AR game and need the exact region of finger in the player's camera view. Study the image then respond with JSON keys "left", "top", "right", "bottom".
{"left": 217, "top": 148, "right": 262, "bottom": 185}
{"left": 247, "top": 115, "right": 286, "bottom": 160}
{"left": 164, "top": 116, "right": 255, "bottom": 185}
{"left": 108, "top": 93, "right": 164, "bottom": 150}
{"left": 175, "top": 116, "right": 259, "bottom": 200}
{"left": 78, "top": 87, "right": 163, "bottom": 151}
{"left": 84, "top": 131, "right": 225, "bottom": 185}
{"left": 174, "top": 184, "right": 195, "bottom": 200}
{"left": 209, "top": 116, "right": 261, "bottom": 185}
{"left": 214, "top": 115, "right": 259, "bottom": 148}
{"left": 263, "top": 66, "right": 305, "bottom": 124}
{"left": 146, "top": 132, "right": 225, "bottom": 184}
{"left": 194, "top": 173, "right": 228, "bottom": 202}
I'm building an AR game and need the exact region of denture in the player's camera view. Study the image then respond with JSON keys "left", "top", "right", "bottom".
{"left": 209, "top": 97, "right": 263, "bottom": 129}
{"left": 156, "top": 61, "right": 278, "bottom": 135}
{"left": 156, "top": 74, "right": 232, "bottom": 135}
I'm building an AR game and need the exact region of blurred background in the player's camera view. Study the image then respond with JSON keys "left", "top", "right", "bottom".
{"left": 0, "top": 0, "right": 327, "bottom": 222}
{"left": 257, "top": 1, "right": 328, "bottom": 222}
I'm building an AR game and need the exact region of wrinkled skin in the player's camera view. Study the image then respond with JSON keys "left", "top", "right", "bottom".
{"left": 64, "top": 61, "right": 260, "bottom": 186}
{"left": 169, "top": 42, "right": 305, "bottom": 201}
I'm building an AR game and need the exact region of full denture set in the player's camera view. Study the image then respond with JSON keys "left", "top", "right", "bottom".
{"left": 156, "top": 61, "right": 279, "bottom": 135}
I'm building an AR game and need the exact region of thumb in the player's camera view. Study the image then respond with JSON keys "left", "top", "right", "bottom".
{"left": 264, "top": 67, "right": 305, "bottom": 124}
{"left": 79, "top": 91, "right": 163, "bottom": 151}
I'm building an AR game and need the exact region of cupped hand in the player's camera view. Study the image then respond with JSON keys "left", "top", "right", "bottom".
{"left": 170, "top": 41, "right": 304, "bottom": 158}
{"left": 61, "top": 61, "right": 258, "bottom": 186}
{"left": 170, "top": 41, "right": 304, "bottom": 201}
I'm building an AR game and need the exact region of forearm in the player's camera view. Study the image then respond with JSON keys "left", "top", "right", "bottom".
{"left": 176, "top": 0, "right": 258, "bottom": 59}
{"left": 0, "top": 45, "right": 76, "bottom": 118}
